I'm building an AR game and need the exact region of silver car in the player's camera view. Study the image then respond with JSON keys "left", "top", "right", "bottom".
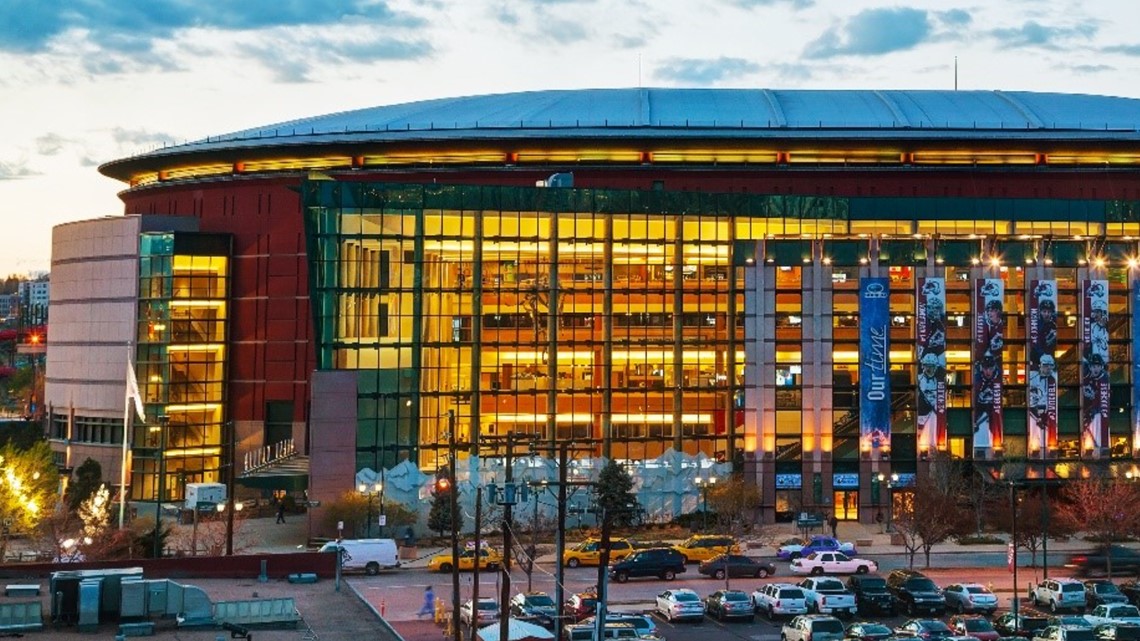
{"left": 944, "top": 583, "right": 998, "bottom": 615}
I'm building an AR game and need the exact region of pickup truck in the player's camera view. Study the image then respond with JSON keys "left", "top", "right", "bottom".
{"left": 1085, "top": 603, "right": 1140, "bottom": 625}
{"left": 797, "top": 576, "right": 857, "bottom": 617}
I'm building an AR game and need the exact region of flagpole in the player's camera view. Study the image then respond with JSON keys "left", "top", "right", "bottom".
{"left": 119, "top": 341, "right": 133, "bottom": 529}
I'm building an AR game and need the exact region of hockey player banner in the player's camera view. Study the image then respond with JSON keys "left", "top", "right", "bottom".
{"left": 1082, "top": 279, "right": 1109, "bottom": 451}
{"left": 1028, "top": 280, "right": 1058, "bottom": 455}
{"left": 974, "top": 278, "right": 1005, "bottom": 451}
{"left": 1133, "top": 284, "right": 1140, "bottom": 457}
{"left": 916, "top": 277, "right": 947, "bottom": 452}
{"left": 859, "top": 277, "right": 890, "bottom": 452}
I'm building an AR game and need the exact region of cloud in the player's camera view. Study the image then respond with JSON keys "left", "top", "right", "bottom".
{"left": 937, "top": 9, "right": 971, "bottom": 27}
{"left": 1103, "top": 44, "right": 1140, "bottom": 56}
{"left": 534, "top": 18, "right": 591, "bottom": 45}
{"left": 236, "top": 33, "right": 433, "bottom": 82}
{"left": 0, "top": 161, "right": 36, "bottom": 180}
{"left": 804, "top": 7, "right": 931, "bottom": 59}
{"left": 1070, "top": 63, "right": 1112, "bottom": 74}
{"left": 112, "top": 127, "right": 177, "bottom": 149}
{"left": 728, "top": 0, "right": 814, "bottom": 8}
{"left": 35, "top": 134, "right": 68, "bottom": 156}
{"left": 654, "top": 56, "right": 760, "bottom": 84}
{"left": 0, "top": 0, "right": 423, "bottom": 57}
{"left": 988, "top": 20, "right": 1097, "bottom": 50}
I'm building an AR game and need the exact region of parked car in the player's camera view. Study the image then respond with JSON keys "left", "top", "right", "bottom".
{"left": 426, "top": 547, "right": 502, "bottom": 573}
{"left": 783, "top": 615, "right": 846, "bottom": 641}
{"left": 847, "top": 575, "right": 896, "bottom": 617}
{"left": 1032, "top": 625, "right": 1097, "bottom": 641}
{"left": 1032, "top": 579, "right": 1088, "bottom": 613}
{"left": 791, "top": 552, "right": 877, "bottom": 576}
{"left": 949, "top": 616, "right": 1001, "bottom": 641}
{"left": 994, "top": 614, "right": 1050, "bottom": 638}
{"left": 798, "top": 576, "right": 857, "bottom": 617}
{"left": 887, "top": 569, "right": 946, "bottom": 616}
{"left": 673, "top": 535, "right": 740, "bottom": 563}
{"left": 563, "top": 538, "right": 636, "bottom": 567}
{"left": 754, "top": 583, "right": 810, "bottom": 619}
{"left": 579, "top": 613, "right": 658, "bottom": 639}
{"left": 944, "top": 583, "right": 999, "bottom": 615}
{"left": 1087, "top": 581, "right": 1130, "bottom": 608}
{"left": 1086, "top": 604, "right": 1140, "bottom": 626}
{"left": 1047, "top": 617, "right": 1093, "bottom": 630}
{"left": 317, "top": 538, "right": 400, "bottom": 575}
{"left": 510, "top": 592, "right": 558, "bottom": 627}
{"left": 459, "top": 598, "right": 500, "bottom": 627}
{"left": 563, "top": 593, "right": 598, "bottom": 623}
{"left": 779, "top": 536, "right": 858, "bottom": 561}
{"left": 1093, "top": 623, "right": 1140, "bottom": 641}
{"left": 699, "top": 554, "right": 776, "bottom": 580}
{"left": 1119, "top": 581, "right": 1140, "bottom": 608}
{"left": 1067, "top": 547, "right": 1140, "bottom": 578}
{"left": 562, "top": 622, "right": 641, "bottom": 641}
{"left": 895, "top": 619, "right": 954, "bottom": 641}
{"left": 655, "top": 588, "right": 706, "bottom": 622}
{"left": 846, "top": 622, "right": 895, "bottom": 641}
{"left": 706, "top": 589, "right": 755, "bottom": 621}
{"left": 609, "top": 547, "right": 686, "bottom": 583}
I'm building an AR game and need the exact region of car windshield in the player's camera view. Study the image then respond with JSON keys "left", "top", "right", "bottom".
{"left": 1111, "top": 627, "right": 1140, "bottom": 641}
{"left": 861, "top": 624, "right": 892, "bottom": 634}
{"left": 964, "top": 620, "right": 994, "bottom": 631}
{"left": 817, "top": 579, "right": 845, "bottom": 590}
{"left": 1062, "top": 584, "right": 1083, "bottom": 592}
{"left": 1114, "top": 607, "right": 1140, "bottom": 617}
{"left": 924, "top": 621, "right": 951, "bottom": 632}
{"left": 967, "top": 587, "right": 989, "bottom": 594}
{"left": 527, "top": 595, "right": 555, "bottom": 607}
{"left": 610, "top": 617, "right": 649, "bottom": 631}
{"left": 478, "top": 601, "right": 497, "bottom": 611}
{"left": 1095, "top": 584, "right": 1122, "bottom": 594}
{"left": 907, "top": 579, "right": 939, "bottom": 591}
{"left": 814, "top": 620, "right": 845, "bottom": 633}
{"left": 681, "top": 538, "right": 701, "bottom": 548}
{"left": 860, "top": 579, "right": 888, "bottom": 589}
{"left": 572, "top": 541, "right": 596, "bottom": 551}
{"left": 780, "top": 589, "right": 805, "bottom": 598}
{"left": 674, "top": 592, "right": 699, "bottom": 602}
{"left": 1066, "top": 631, "right": 1095, "bottom": 641}
{"left": 724, "top": 591, "right": 749, "bottom": 602}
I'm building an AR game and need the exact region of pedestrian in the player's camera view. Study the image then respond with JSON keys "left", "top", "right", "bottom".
{"left": 276, "top": 501, "right": 286, "bottom": 524}
{"left": 875, "top": 509, "right": 884, "bottom": 534}
{"left": 828, "top": 514, "right": 838, "bottom": 538}
{"left": 417, "top": 585, "right": 435, "bottom": 619}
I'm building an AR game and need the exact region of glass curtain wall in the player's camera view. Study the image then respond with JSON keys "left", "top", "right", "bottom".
{"left": 131, "top": 233, "right": 230, "bottom": 502}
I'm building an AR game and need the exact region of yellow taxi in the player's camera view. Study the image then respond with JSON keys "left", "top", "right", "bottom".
{"left": 426, "top": 547, "right": 503, "bottom": 573}
{"left": 672, "top": 535, "right": 740, "bottom": 563}
{"left": 561, "top": 538, "right": 635, "bottom": 568}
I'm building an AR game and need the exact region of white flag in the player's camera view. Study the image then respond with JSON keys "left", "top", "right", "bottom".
{"left": 126, "top": 360, "right": 146, "bottom": 422}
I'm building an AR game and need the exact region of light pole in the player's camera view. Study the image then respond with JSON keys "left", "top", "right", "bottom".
{"left": 694, "top": 476, "right": 717, "bottom": 532}
{"left": 358, "top": 481, "right": 382, "bottom": 538}
{"left": 152, "top": 414, "right": 169, "bottom": 558}
{"left": 216, "top": 500, "right": 243, "bottom": 554}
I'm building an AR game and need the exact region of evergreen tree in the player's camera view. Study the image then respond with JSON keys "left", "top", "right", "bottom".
{"left": 427, "top": 480, "right": 463, "bottom": 537}
{"left": 69, "top": 458, "right": 104, "bottom": 510}
{"left": 596, "top": 460, "right": 639, "bottom": 528}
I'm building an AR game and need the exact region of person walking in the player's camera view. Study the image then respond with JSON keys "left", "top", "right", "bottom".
{"left": 417, "top": 585, "right": 435, "bottom": 619}
{"left": 276, "top": 501, "right": 286, "bottom": 524}
{"left": 828, "top": 514, "right": 838, "bottom": 538}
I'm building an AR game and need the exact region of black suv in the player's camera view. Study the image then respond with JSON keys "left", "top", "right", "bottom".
{"left": 847, "top": 574, "right": 896, "bottom": 616}
{"left": 608, "top": 547, "right": 686, "bottom": 583}
{"left": 886, "top": 569, "right": 946, "bottom": 616}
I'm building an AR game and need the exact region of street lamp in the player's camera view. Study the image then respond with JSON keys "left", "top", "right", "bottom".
{"left": 694, "top": 476, "right": 717, "bottom": 532}
{"left": 357, "top": 481, "right": 383, "bottom": 538}
{"left": 152, "top": 414, "right": 170, "bottom": 558}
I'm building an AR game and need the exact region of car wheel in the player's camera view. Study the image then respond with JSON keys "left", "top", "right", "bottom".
{"left": 664, "top": 570, "right": 677, "bottom": 581}
{"left": 1050, "top": 601, "right": 1058, "bottom": 613}
{"left": 811, "top": 567, "right": 824, "bottom": 576}
{"left": 439, "top": 563, "right": 453, "bottom": 573}
{"left": 615, "top": 571, "right": 629, "bottom": 583}
{"left": 365, "top": 562, "right": 380, "bottom": 576}
{"left": 680, "top": 555, "right": 690, "bottom": 565}
{"left": 567, "top": 558, "right": 580, "bottom": 568}
{"left": 714, "top": 569, "right": 726, "bottom": 580}
{"left": 856, "top": 565, "right": 869, "bottom": 574}
{"left": 768, "top": 604, "right": 776, "bottom": 619}
{"left": 757, "top": 568, "right": 770, "bottom": 578}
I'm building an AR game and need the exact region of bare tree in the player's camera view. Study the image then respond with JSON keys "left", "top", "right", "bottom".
{"left": 892, "top": 470, "right": 969, "bottom": 568}
{"left": 987, "top": 488, "right": 1075, "bottom": 568}
{"left": 1056, "top": 478, "right": 1140, "bottom": 576}
{"left": 706, "top": 474, "right": 775, "bottom": 589}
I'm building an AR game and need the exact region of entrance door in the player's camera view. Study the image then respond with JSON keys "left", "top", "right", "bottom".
{"left": 833, "top": 491, "right": 858, "bottom": 520}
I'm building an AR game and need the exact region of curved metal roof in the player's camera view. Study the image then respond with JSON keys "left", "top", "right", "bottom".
{"left": 102, "top": 88, "right": 1140, "bottom": 175}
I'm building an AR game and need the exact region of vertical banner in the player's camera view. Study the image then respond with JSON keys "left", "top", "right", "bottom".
{"left": 1028, "top": 280, "right": 1058, "bottom": 455}
{"left": 973, "top": 278, "right": 1005, "bottom": 451}
{"left": 1082, "top": 279, "right": 1110, "bottom": 451}
{"left": 916, "top": 277, "right": 947, "bottom": 452}
{"left": 1133, "top": 283, "right": 1140, "bottom": 457}
{"left": 860, "top": 277, "right": 891, "bottom": 452}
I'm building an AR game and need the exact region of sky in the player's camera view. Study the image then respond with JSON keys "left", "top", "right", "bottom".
{"left": 1, "top": 0, "right": 1139, "bottom": 278}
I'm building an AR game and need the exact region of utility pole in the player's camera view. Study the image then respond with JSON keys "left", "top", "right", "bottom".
{"left": 448, "top": 410, "right": 461, "bottom": 641}
{"left": 469, "top": 477, "right": 482, "bottom": 641}
{"left": 499, "top": 434, "right": 516, "bottom": 641}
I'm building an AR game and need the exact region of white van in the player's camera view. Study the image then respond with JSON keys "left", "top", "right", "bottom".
{"left": 319, "top": 538, "right": 400, "bottom": 575}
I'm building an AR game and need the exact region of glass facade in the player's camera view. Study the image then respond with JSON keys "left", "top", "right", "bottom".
{"left": 130, "top": 233, "right": 231, "bottom": 502}
{"left": 304, "top": 181, "right": 1140, "bottom": 518}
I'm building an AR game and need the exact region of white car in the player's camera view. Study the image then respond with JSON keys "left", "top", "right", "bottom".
{"left": 459, "top": 598, "right": 500, "bottom": 627}
{"left": 1086, "top": 603, "right": 1140, "bottom": 625}
{"left": 753, "top": 583, "right": 809, "bottom": 619}
{"left": 655, "top": 588, "right": 705, "bottom": 622}
{"left": 790, "top": 551, "right": 877, "bottom": 576}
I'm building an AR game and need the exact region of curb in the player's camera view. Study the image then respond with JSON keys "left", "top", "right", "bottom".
{"left": 348, "top": 580, "right": 407, "bottom": 641}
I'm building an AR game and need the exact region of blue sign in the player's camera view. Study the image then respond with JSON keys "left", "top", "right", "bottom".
{"left": 833, "top": 473, "right": 859, "bottom": 489}
{"left": 860, "top": 277, "right": 891, "bottom": 449}
{"left": 775, "top": 474, "right": 802, "bottom": 489}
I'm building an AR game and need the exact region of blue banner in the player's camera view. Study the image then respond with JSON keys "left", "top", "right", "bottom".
{"left": 860, "top": 277, "right": 891, "bottom": 452}
{"left": 1134, "top": 283, "right": 1140, "bottom": 457}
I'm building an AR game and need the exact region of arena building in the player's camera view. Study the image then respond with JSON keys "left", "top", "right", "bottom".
{"left": 47, "top": 88, "right": 1140, "bottom": 525}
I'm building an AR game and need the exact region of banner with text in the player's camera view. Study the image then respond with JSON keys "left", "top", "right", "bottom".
{"left": 916, "top": 277, "right": 947, "bottom": 452}
{"left": 1082, "top": 279, "right": 1110, "bottom": 451}
{"left": 974, "top": 278, "right": 1005, "bottom": 451}
{"left": 1028, "top": 280, "right": 1058, "bottom": 455}
{"left": 860, "top": 277, "right": 891, "bottom": 452}
{"left": 1133, "top": 283, "right": 1140, "bottom": 457}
